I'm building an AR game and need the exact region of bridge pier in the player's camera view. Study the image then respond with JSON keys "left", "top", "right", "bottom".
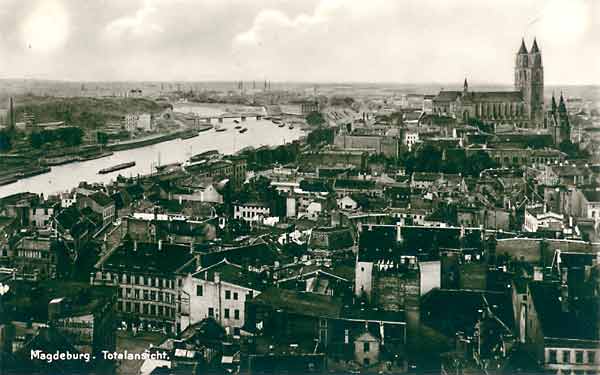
{"left": 218, "top": 117, "right": 224, "bottom": 123}
{"left": 256, "top": 115, "right": 262, "bottom": 120}
{"left": 241, "top": 116, "right": 246, "bottom": 122}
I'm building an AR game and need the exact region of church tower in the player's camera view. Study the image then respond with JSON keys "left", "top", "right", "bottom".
{"left": 515, "top": 38, "right": 544, "bottom": 128}
{"left": 528, "top": 38, "right": 544, "bottom": 127}
{"left": 548, "top": 92, "right": 571, "bottom": 145}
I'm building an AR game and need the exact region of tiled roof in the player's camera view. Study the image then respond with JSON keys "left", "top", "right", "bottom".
{"left": 250, "top": 287, "right": 343, "bottom": 319}
{"left": 200, "top": 243, "right": 279, "bottom": 268}
{"left": 462, "top": 91, "right": 523, "bottom": 102}
{"left": 193, "top": 259, "right": 266, "bottom": 291}
{"left": 101, "top": 241, "right": 194, "bottom": 275}
{"left": 529, "top": 281, "right": 599, "bottom": 340}
{"left": 434, "top": 91, "right": 461, "bottom": 102}
{"left": 89, "top": 191, "right": 113, "bottom": 207}
{"left": 308, "top": 227, "right": 354, "bottom": 251}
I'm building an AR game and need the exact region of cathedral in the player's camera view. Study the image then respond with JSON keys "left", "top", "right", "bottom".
{"left": 433, "top": 38, "right": 548, "bottom": 130}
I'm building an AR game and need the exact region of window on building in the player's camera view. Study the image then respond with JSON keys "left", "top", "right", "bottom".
{"left": 196, "top": 285, "right": 203, "bottom": 296}
{"left": 150, "top": 305, "right": 156, "bottom": 316}
{"left": 563, "top": 350, "right": 571, "bottom": 363}
{"left": 208, "top": 307, "right": 214, "bottom": 317}
{"left": 549, "top": 350, "right": 557, "bottom": 363}
{"left": 234, "top": 309, "right": 240, "bottom": 320}
{"left": 363, "top": 342, "right": 370, "bottom": 353}
{"left": 233, "top": 292, "right": 238, "bottom": 300}
{"left": 224, "top": 308, "right": 230, "bottom": 319}
{"left": 588, "top": 351, "right": 596, "bottom": 364}
{"left": 225, "top": 290, "right": 231, "bottom": 299}
{"left": 576, "top": 351, "right": 584, "bottom": 364}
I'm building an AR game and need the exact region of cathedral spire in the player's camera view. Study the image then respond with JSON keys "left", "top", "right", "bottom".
{"left": 558, "top": 92, "right": 567, "bottom": 113}
{"left": 531, "top": 37, "right": 540, "bottom": 53}
{"left": 518, "top": 38, "right": 528, "bottom": 54}
{"left": 551, "top": 92, "right": 557, "bottom": 113}
{"left": 463, "top": 77, "right": 468, "bottom": 93}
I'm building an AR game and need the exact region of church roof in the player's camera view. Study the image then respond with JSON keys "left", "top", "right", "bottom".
{"left": 434, "top": 91, "right": 461, "bottom": 102}
{"left": 461, "top": 91, "right": 523, "bottom": 102}
{"left": 518, "top": 38, "right": 528, "bottom": 54}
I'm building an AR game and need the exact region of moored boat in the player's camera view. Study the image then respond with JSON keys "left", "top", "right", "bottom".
{"left": 99, "top": 161, "right": 136, "bottom": 174}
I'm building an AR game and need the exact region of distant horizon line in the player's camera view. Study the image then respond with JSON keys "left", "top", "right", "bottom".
{"left": 0, "top": 77, "right": 596, "bottom": 88}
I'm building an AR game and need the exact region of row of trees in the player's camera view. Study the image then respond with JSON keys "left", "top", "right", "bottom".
{"left": 30, "top": 127, "right": 84, "bottom": 148}
{"left": 403, "top": 144, "right": 498, "bottom": 176}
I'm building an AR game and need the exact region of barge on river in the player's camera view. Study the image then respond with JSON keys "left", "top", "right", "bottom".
{"left": 98, "top": 161, "right": 136, "bottom": 174}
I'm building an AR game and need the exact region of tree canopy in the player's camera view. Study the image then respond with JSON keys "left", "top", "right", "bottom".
{"left": 306, "top": 111, "right": 326, "bottom": 127}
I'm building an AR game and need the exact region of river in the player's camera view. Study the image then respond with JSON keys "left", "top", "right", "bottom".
{"left": 0, "top": 104, "right": 303, "bottom": 198}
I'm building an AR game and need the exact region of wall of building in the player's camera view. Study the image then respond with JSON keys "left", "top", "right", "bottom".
{"left": 419, "top": 261, "right": 441, "bottom": 296}
{"left": 354, "top": 336, "right": 380, "bottom": 366}
{"left": 183, "top": 274, "right": 258, "bottom": 332}
{"left": 355, "top": 261, "right": 373, "bottom": 300}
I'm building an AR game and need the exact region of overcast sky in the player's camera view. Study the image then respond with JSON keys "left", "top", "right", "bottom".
{"left": 0, "top": 0, "right": 598, "bottom": 84}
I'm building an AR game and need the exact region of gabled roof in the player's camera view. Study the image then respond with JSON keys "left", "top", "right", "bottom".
{"left": 200, "top": 242, "right": 279, "bottom": 269}
{"left": 193, "top": 259, "right": 266, "bottom": 291}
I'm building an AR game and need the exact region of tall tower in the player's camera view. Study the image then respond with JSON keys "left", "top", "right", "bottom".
{"left": 528, "top": 38, "right": 544, "bottom": 127}
{"left": 514, "top": 38, "right": 544, "bottom": 128}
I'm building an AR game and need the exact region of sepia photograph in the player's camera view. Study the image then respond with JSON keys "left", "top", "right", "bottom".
{"left": 0, "top": 0, "right": 599, "bottom": 374}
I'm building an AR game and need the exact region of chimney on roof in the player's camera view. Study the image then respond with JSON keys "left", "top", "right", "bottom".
{"left": 158, "top": 239, "right": 162, "bottom": 251}
{"left": 533, "top": 266, "right": 543, "bottom": 281}
{"left": 214, "top": 272, "right": 220, "bottom": 284}
{"left": 133, "top": 240, "right": 138, "bottom": 252}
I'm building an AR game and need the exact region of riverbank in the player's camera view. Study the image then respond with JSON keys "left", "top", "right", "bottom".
{"left": 0, "top": 116, "right": 305, "bottom": 197}
{"left": 106, "top": 130, "right": 191, "bottom": 152}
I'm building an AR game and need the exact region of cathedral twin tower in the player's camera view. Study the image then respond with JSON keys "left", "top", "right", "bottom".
{"left": 515, "top": 38, "right": 544, "bottom": 127}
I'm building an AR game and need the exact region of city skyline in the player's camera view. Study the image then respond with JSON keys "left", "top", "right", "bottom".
{"left": 0, "top": 0, "right": 598, "bottom": 85}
